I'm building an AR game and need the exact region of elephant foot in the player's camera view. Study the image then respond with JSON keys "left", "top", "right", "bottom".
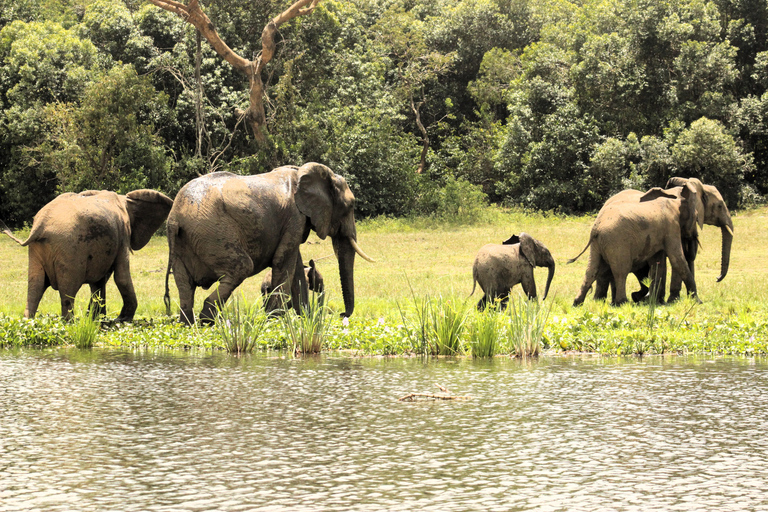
{"left": 115, "top": 315, "right": 134, "bottom": 323}
{"left": 631, "top": 290, "right": 648, "bottom": 303}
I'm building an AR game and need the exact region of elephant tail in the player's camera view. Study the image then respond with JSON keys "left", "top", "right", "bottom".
{"left": 567, "top": 237, "right": 593, "bottom": 264}
{"left": 0, "top": 219, "right": 28, "bottom": 246}
{"left": 469, "top": 268, "right": 478, "bottom": 297}
{"left": 164, "top": 220, "right": 178, "bottom": 317}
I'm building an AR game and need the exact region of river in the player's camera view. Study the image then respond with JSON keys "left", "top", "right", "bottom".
{"left": 1, "top": 349, "right": 767, "bottom": 511}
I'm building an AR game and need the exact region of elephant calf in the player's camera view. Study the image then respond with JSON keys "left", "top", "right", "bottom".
{"left": 0, "top": 189, "right": 173, "bottom": 321}
{"left": 261, "top": 258, "right": 324, "bottom": 298}
{"left": 471, "top": 233, "right": 555, "bottom": 310}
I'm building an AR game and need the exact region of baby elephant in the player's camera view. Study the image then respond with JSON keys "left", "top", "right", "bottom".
{"left": 261, "top": 259, "right": 324, "bottom": 299}
{"left": 471, "top": 233, "right": 555, "bottom": 310}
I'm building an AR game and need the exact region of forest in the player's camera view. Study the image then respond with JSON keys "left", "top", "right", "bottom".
{"left": 0, "top": 0, "right": 767, "bottom": 227}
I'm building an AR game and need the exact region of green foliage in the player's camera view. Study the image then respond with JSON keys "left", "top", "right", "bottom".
{"left": 505, "top": 296, "right": 552, "bottom": 358}
{"left": 280, "top": 292, "right": 333, "bottom": 354}
{"left": 215, "top": 295, "right": 272, "bottom": 354}
{"left": 0, "top": 314, "right": 66, "bottom": 347}
{"left": 0, "top": 0, "right": 766, "bottom": 223}
{"left": 66, "top": 307, "right": 101, "bottom": 349}
{"left": 468, "top": 305, "right": 503, "bottom": 358}
{"left": 670, "top": 117, "right": 749, "bottom": 207}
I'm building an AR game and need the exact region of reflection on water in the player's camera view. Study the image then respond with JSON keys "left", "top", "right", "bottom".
{"left": 1, "top": 349, "right": 768, "bottom": 511}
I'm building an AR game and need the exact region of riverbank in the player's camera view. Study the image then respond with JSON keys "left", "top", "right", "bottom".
{"left": 1, "top": 206, "right": 766, "bottom": 356}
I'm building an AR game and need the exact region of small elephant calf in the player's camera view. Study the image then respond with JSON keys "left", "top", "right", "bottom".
{"left": 471, "top": 233, "right": 555, "bottom": 310}
{"left": 261, "top": 259, "right": 324, "bottom": 299}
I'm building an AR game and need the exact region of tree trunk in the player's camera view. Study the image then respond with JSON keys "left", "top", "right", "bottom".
{"left": 146, "top": 0, "right": 320, "bottom": 141}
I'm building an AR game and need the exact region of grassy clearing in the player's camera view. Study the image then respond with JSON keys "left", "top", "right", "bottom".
{"left": 1, "top": 205, "right": 767, "bottom": 356}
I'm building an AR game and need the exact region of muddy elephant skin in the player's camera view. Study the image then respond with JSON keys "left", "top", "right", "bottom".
{"left": 1, "top": 189, "right": 173, "bottom": 320}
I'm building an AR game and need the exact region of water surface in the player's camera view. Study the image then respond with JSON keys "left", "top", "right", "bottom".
{"left": 1, "top": 349, "right": 767, "bottom": 511}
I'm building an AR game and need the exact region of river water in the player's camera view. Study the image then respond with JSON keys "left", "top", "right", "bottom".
{"left": 1, "top": 349, "right": 767, "bottom": 511}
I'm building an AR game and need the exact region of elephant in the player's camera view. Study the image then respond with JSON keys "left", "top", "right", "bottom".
{"left": 592, "top": 177, "right": 733, "bottom": 303}
{"left": 0, "top": 189, "right": 174, "bottom": 321}
{"left": 163, "top": 162, "right": 374, "bottom": 324}
{"left": 470, "top": 233, "right": 555, "bottom": 310}
{"left": 571, "top": 182, "right": 702, "bottom": 306}
{"left": 261, "top": 258, "right": 324, "bottom": 297}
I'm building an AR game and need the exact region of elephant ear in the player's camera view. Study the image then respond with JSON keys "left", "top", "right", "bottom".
{"left": 640, "top": 187, "right": 677, "bottom": 202}
{"left": 518, "top": 232, "right": 537, "bottom": 267}
{"left": 502, "top": 234, "right": 520, "bottom": 245}
{"left": 665, "top": 176, "right": 689, "bottom": 189}
{"left": 125, "top": 189, "right": 174, "bottom": 250}
{"left": 295, "top": 163, "right": 335, "bottom": 240}
{"left": 679, "top": 183, "right": 702, "bottom": 237}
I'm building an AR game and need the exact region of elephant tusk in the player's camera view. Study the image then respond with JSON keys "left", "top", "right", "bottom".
{"left": 725, "top": 224, "right": 734, "bottom": 237}
{"left": 350, "top": 237, "right": 375, "bottom": 263}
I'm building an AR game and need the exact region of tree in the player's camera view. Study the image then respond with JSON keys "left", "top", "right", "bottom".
{"left": 374, "top": 5, "right": 454, "bottom": 174}
{"left": 145, "top": 0, "right": 321, "bottom": 142}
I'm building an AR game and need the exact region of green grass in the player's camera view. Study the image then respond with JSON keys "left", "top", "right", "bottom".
{"left": 1, "top": 205, "right": 767, "bottom": 355}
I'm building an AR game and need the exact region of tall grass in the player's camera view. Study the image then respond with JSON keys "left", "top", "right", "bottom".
{"left": 67, "top": 304, "right": 100, "bottom": 349}
{"left": 280, "top": 292, "right": 332, "bottom": 354}
{"left": 215, "top": 295, "right": 271, "bottom": 354}
{"left": 505, "top": 296, "right": 552, "bottom": 358}
{"left": 398, "top": 287, "right": 470, "bottom": 356}
{"left": 468, "top": 305, "right": 503, "bottom": 358}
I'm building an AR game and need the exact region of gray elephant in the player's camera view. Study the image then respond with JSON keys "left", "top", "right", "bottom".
{"left": 0, "top": 189, "right": 173, "bottom": 321}
{"left": 593, "top": 177, "right": 733, "bottom": 303}
{"left": 163, "top": 163, "right": 373, "bottom": 324}
{"left": 471, "top": 233, "right": 555, "bottom": 310}
{"left": 571, "top": 182, "right": 702, "bottom": 306}
{"left": 261, "top": 258, "right": 324, "bottom": 297}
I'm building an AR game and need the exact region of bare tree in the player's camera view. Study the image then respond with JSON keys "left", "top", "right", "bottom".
{"left": 146, "top": 0, "right": 320, "bottom": 142}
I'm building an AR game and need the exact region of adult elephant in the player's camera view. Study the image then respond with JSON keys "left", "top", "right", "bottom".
{"left": 593, "top": 177, "right": 733, "bottom": 303}
{"left": 471, "top": 233, "right": 555, "bottom": 310}
{"left": 0, "top": 189, "right": 173, "bottom": 320}
{"left": 571, "top": 182, "right": 702, "bottom": 306}
{"left": 164, "top": 163, "right": 373, "bottom": 324}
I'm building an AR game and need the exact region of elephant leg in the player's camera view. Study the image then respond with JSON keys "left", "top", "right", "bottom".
{"left": 25, "top": 257, "right": 48, "bottom": 319}
{"left": 477, "top": 295, "right": 488, "bottom": 311}
{"left": 666, "top": 243, "right": 699, "bottom": 303}
{"left": 498, "top": 291, "right": 510, "bottom": 311}
{"left": 173, "top": 261, "right": 197, "bottom": 325}
{"left": 265, "top": 245, "right": 300, "bottom": 314}
{"left": 58, "top": 283, "right": 81, "bottom": 322}
{"left": 199, "top": 252, "right": 254, "bottom": 324}
{"left": 521, "top": 273, "right": 537, "bottom": 300}
{"left": 291, "top": 252, "right": 310, "bottom": 312}
{"left": 573, "top": 246, "right": 602, "bottom": 306}
{"left": 88, "top": 276, "right": 109, "bottom": 319}
{"left": 609, "top": 265, "right": 630, "bottom": 306}
{"left": 631, "top": 265, "right": 651, "bottom": 303}
{"left": 113, "top": 252, "right": 137, "bottom": 322}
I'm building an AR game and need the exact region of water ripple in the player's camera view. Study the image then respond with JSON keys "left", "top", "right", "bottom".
{"left": 1, "top": 351, "right": 768, "bottom": 511}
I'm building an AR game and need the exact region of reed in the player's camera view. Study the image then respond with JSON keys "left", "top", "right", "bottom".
{"left": 67, "top": 304, "right": 100, "bottom": 349}
{"left": 215, "top": 295, "right": 270, "bottom": 354}
{"left": 468, "top": 305, "right": 503, "bottom": 358}
{"left": 280, "top": 292, "right": 332, "bottom": 354}
{"left": 428, "top": 295, "right": 470, "bottom": 355}
{"left": 505, "top": 296, "right": 552, "bottom": 358}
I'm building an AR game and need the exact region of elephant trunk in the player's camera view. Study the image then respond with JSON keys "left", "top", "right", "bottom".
{"left": 717, "top": 222, "right": 733, "bottom": 283}
{"left": 543, "top": 262, "right": 555, "bottom": 300}
{"left": 334, "top": 235, "right": 356, "bottom": 318}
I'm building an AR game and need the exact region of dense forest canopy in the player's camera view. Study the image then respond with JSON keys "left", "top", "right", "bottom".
{"left": 0, "top": 0, "right": 766, "bottom": 226}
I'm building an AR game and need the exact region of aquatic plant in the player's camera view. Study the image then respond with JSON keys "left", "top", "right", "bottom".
{"left": 505, "top": 296, "right": 552, "bottom": 358}
{"left": 468, "top": 304, "right": 503, "bottom": 358}
{"left": 67, "top": 304, "right": 101, "bottom": 349}
{"left": 216, "top": 295, "right": 271, "bottom": 354}
{"left": 280, "top": 292, "right": 332, "bottom": 354}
